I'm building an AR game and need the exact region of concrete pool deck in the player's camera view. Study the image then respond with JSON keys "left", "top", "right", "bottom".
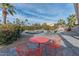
{"left": 0, "top": 32, "right": 79, "bottom": 56}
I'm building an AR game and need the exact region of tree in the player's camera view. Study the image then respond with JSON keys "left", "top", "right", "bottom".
{"left": 24, "top": 19, "right": 28, "bottom": 25}
{"left": 67, "top": 14, "right": 76, "bottom": 27}
{"left": 15, "top": 18, "right": 28, "bottom": 26}
{"left": 7, "top": 20, "right": 12, "bottom": 24}
{"left": 32, "top": 23, "right": 42, "bottom": 30}
{"left": 15, "top": 18, "right": 21, "bottom": 25}
{"left": 53, "top": 23, "right": 58, "bottom": 30}
{"left": 57, "top": 18, "right": 65, "bottom": 25}
{"left": 25, "top": 19, "right": 28, "bottom": 22}
{"left": 0, "top": 3, "right": 15, "bottom": 24}
{"left": 42, "top": 23, "right": 52, "bottom": 32}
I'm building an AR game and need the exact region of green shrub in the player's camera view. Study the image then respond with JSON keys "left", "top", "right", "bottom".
{"left": 0, "top": 30, "right": 16, "bottom": 45}
{"left": 0, "top": 24, "right": 22, "bottom": 45}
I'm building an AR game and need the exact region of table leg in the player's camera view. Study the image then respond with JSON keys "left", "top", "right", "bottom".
{"left": 38, "top": 44, "right": 40, "bottom": 48}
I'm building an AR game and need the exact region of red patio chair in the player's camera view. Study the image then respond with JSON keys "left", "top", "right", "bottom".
{"left": 25, "top": 49, "right": 33, "bottom": 56}
{"left": 16, "top": 48, "right": 24, "bottom": 56}
{"left": 16, "top": 47, "right": 33, "bottom": 56}
{"left": 47, "top": 38, "right": 64, "bottom": 56}
{"left": 48, "top": 38, "right": 61, "bottom": 48}
{"left": 34, "top": 48, "right": 43, "bottom": 56}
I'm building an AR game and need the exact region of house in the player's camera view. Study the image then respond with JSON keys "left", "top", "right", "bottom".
{"left": 57, "top": 25, "right": 65, "bottom": 32}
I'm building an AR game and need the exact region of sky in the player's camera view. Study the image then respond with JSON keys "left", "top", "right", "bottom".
{"left": 0, "top": 3, "right": 75, "bottom": 24}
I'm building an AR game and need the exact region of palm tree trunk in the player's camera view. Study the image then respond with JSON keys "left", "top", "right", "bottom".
{"left": 3, "top": 15, "right": 7, "bottom": 24}
{"left": 2, "top": 8, "right": 7, "bottom": 24}
{"left": 74, "top": 3, "right": 79, "bottom": 25}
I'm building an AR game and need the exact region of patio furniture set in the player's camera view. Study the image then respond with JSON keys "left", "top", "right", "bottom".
{"left": 15, "top": 36, "right": 62, "bottom": 56}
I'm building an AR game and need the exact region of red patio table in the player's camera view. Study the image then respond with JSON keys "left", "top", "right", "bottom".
{"left": 29, "top": 36, "right": 50, "bottom": 55}
{"left": 29, "top": 36, "right": 49, "bottom": 47}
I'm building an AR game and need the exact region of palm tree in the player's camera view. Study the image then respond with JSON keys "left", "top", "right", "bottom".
{"left": 67, "top": 14, "right": 76, "bottom": 27}
{"left": 67, "top": 14, "right": 76, "bottom": 31}
{"left": 25, "top": 19, "right": 28, "bottom": 22}
{"left": 15, "top": 18, "right": 21, "bottom": 25}
{"left": 0, "top": 3, "right": 15, "bottom": 24}
{"left": 57, "top": 18, "right": 65, "bottom": 25}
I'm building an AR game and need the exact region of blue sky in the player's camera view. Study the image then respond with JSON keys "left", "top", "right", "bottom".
{"left": 0, "top": 3, "right": 75, "bottom": 24}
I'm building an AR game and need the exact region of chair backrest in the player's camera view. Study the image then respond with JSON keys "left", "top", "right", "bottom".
{"left": 48, "top": 39, "right": 61, "bottom": 48}
{"left": 53, "top": 36, "right": 61, "bottom": 48}
{"left": 34, "top": 48, "right": 43, "bottom": 56}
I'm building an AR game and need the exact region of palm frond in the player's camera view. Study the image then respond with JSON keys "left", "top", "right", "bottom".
{"left": 8, "top": 9, "right": 14, "bottom": 15}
